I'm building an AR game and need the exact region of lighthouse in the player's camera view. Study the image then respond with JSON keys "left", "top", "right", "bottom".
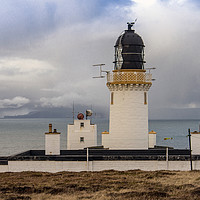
{"left": 102, "top": 23, "right": 152, "bottom": 149}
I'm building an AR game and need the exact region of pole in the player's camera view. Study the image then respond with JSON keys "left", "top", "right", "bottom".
{"left": 188, "top": 129, "right": 193, "bottom": 171}
{"left": 166, "top": 147, "right": 169, "bottom": 170}
{"left": 73, "top": 101, "right": 75, "bottom": 121}
{"left": 87, "top": 148, "right": 89, "bottom": 171}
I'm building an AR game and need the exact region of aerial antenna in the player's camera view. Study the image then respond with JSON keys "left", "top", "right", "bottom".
{"left": 92, "top": 64, "right": 109, "bottom": 78}
{"left": 72, "top": 101, "right": 75, "bottom": 121}
{"left": 145, "top": 67, "right": 156, "bottom": 81}
{"left": 145, "top": 67, "right": 156, "bottom": 73}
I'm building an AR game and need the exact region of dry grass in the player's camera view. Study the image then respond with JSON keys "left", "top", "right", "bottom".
{"left": 1, "top": 170, "right": 200, "bottom": 199}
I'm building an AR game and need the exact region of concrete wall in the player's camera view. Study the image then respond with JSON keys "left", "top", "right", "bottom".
{"left": 106, "top": 84, "right": 150, "bottom": 149}
{"left": 191, "top": 132, "right": 200, "bottom": 154}
{"left": 0, "top": 160, "right": 196, "bottom": 172}
{"left": 45, "top": 134, "right": 60, "bottom": 155}
{"left": 102, "top": 133, "right": 109, "bottom": 149}
{"left": 149, "top": 133, "right": 156, "bottom": 148}
{"left": 0, "top": 165, "right": 8, "bottom": 172}
{"left": 67, "top": 120, "right": 97, "bottom": 150}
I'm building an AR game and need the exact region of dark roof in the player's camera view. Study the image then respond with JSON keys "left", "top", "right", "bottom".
{"left": 115, "top": 30, "right": 144, "bottom": 47}
{"left": 114, "top": 28, "right": 145, "bottom": 70}
{"left": 0, "top": 149, "right": 195, "bottom": 163}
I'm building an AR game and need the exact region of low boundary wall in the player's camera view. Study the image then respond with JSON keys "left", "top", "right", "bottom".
{"left": 0, "top": 160, "right": 199, "bottom": 172}
{"left": 0, "top": 149, "right": 198, "bottom": 172}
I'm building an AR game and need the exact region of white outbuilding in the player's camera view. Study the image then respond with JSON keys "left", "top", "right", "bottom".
{"left": 67, "top": 113, "right": 97, "bottom": 150}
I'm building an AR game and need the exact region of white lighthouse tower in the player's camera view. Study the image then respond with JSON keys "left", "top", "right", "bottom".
{"left": 102, "top": 23, "right": 152, "bottom": 149}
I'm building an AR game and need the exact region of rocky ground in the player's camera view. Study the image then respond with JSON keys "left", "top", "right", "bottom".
{"left": 1, "top": 170, "right": 200, "bottom": 200}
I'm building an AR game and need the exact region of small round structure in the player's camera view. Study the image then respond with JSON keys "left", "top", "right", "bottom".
{"left": 114, "top": 23, "right": 145, "bottom": 70}
{"left": 86, "top": 110, "right": 93, "bottom": 117}
{"left": 77, "top": 113, "right": 84, "bottom": 120}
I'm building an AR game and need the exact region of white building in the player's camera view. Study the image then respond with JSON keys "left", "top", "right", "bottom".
{"left": 67, "top": 114, "right": 97, "bottom": 150}
{"left": 191, "top": 131, "right": 200, "bottom": 154}
{"left": 45, "top": 124, "right": 61, "bottom": 155}
{"left": 102, "top": 23, "right": 152, "bottom": 149}
{"left": 148, "top": 130, "right": 157, "bottom": 149}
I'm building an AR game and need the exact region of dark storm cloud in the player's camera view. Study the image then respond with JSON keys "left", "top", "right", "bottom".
{"left": 0, "top": 1, "right": 57, "bottom": 50}
{"left": 0, "top": 0, "right": 109, "bottom": 52}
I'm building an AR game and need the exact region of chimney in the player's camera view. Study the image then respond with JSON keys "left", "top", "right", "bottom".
{"left": 49, "top": 124, "right": 52, "bottom": 133}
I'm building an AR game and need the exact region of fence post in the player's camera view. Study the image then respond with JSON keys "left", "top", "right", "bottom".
{"left": 188, "top": 129, "right": 193, "bottom": 171}
{"left": 166, "top": 147, "right": 169, "bottom": 170}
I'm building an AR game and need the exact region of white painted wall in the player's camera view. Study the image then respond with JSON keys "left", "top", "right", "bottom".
{"left": 191, "top": 133, "right": 200, "bottom": 154}
{"left": 0, "top": 159, "right": 196, "bottom": 172}
{"left": 45, "top": 134, "right": 60, "bottom": 155}
{"left": 102, "top": 133, "right": 109, "bottom": 149}
{"left": 148, "top": 133, "right": 156, "bottom": 148}
{"left": 106, "top": 84, "right": 151, "bottom": 149}
{"left": 8, "top": 161, "right": 87, "bottom": 173}
{"left": 67, "top": 120, "right": 97, "bottom": 150}
{"left": 0, "top": 165, "right": 8, "bottom": 172}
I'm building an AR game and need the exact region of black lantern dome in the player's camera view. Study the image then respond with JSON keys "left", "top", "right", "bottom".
{"left": 114, "top": 23, "right": 145, "bottom": 70}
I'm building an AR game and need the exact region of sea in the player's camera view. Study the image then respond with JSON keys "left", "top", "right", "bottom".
{"left": 0, "top": 118, "right": 200, "bottom": 156}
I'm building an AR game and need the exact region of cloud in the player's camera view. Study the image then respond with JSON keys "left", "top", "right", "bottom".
{"left": 129, "top": 0, "right": 200, "bottom": 110}
{"left": 0, "top": 57, "right": 56, "bottom": 101}
{"left": 0, "top": 96, "right": 30, "bottom": 108}
{"left": 0, "top": 0, "right": 131, "bottom": 54}
{"left": 0, "top": 1, "right": 128, "bottom": 112}
{"left": 0, "top": 0, "right": 199, "bottom": 118}
{"left": 0, "top": 57, "right": 54, "bottom": 76}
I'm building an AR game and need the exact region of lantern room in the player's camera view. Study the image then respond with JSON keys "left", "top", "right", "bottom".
{"left": 114, "top": 22, "right": 145, "bottom": 70}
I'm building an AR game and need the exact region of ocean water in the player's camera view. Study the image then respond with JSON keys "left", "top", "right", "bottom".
{"left": 0, "top": 118, "right": 199, "bottom": 156}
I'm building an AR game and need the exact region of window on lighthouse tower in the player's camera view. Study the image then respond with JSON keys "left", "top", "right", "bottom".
{"left": 111, "top": 92, "right": 114, "bottom": 105}
{"left": 144, "top": 92, "right": 147, "bottom": 105}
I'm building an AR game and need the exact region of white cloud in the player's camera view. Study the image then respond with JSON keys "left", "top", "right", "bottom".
{"left": 131, "top": 0, "right": 158, "bottom": 7}
{"left": 0, "top": 57, "right": 57, "bottom": 100}
{"left": 0, "top": 96, "right": 30, "bottom": 108}
{"left": 128, "top": 0, "right": 200, "bottom": 109}
{"left": 0, "top": 57, "right": 54, "bottom": 76}
{"left": 39, "top": 78, "right": 109, "bottom": 108}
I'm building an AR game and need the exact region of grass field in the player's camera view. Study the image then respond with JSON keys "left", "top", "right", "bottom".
{"left": 1, "top": 170, "right": 200, "bottom": 199}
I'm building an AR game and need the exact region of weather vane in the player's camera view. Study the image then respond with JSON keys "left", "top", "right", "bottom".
{"left": 127, "top": 19, "right": 137, "bottom": 30}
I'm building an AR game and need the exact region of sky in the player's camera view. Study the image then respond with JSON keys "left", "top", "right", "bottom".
{"left": 0, "top": 0, "right": 200, "bottom": 119}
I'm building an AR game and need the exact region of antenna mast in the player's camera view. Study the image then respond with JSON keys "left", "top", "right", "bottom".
{"left": 92, "top": 64, "right": 109, "bottom": 78}
{"left": 72, "top": 101, "right": 75, "bottom": 121}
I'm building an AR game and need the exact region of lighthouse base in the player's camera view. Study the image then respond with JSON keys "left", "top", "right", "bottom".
{"left": 106, "top": 83, "right": 150, "bottom": 149}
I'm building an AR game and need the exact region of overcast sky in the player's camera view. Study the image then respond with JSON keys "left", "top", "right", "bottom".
{"left": 0, "top": 0, "right": 200, "bottom": 118}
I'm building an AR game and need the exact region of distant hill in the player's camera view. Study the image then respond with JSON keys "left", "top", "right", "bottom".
{"left": 4, "top": 106, "right": 107, "bottom": 119}
{"left": 4, "top": 106, "right": 200, "bottom": 120}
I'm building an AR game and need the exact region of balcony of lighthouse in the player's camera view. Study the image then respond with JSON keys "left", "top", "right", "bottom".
{"left": 107, "top": 69, "right": 152, "bottom": 90}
